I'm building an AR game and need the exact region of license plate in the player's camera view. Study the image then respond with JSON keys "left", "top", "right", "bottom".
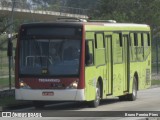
{"left": 42, "top": 92, "right": 54, "bottom": 96}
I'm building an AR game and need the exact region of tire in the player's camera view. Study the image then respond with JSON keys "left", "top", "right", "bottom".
{"left": 119, "top": 95, "right": 127, "bottom": 101}
{"left": 127, "top": 77, "right": 137, "bottom": 101}
{"left": 89, "top": 82, "right": 101, "bottom": 107}
{"left": 33, "top": 101, "right": 45, "bottom": 109}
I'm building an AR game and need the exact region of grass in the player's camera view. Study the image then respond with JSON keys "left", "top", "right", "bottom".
{"left": 0, "top": 96, "right": 17, "bottom": 107}
{"left": 0, "top": 77, "right": 15, "bottom": 88}
{"left": 151, "top": 80, "right": 160, "bottom": 86}
{"left": 0, "top": 77, "right": 30, "bottom": 108}
{"left": 0, "top": 34, "right": 16, "bottom": 77}
{"left": 0, "top": 96, "right": 31, "bottom": 107}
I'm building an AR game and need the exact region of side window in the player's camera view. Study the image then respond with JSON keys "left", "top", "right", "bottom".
{"left": 113, "top": 33, "right": 123, "bottom": 63}
{"left": 134, "top": 33, "right": 138, "bottom": 46}
{"left": 141, "top": 33, "right": 144, "bottom": 46}
{"left": 137, "top": 33, "right": 143, "bottom": 61}
{"left": 144, "top": 33, "right": 150, "bottom": 46}
{"left": 130, "top": 33, "right": 134, "bottom": 46}
{"left": 147, "top": 33, "right": 151, "bottom": 46}
{"left": 95, "top": 33, "right": 105, "bottom": 66}
{"left": 137, "top": 33, "right": 141, "bottom": 47}
{"left": 130, "top": 33, "right": 136, "bottom": 61}
{"left": 141, "top": 33, "right": 144, "bottom": 60}
{"left": 143, "top": 33, "right": 151, "bottom": 59}
{"left": 85, "top": 40, "right": 94, "bottom": 66}
{"left": 119, "top": 33, "right": 123, "bottom": 47}
{"left": 95, "top": 33, "right": 104, "bottom": 49}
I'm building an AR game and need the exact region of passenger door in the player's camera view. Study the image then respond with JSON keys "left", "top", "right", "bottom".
{"left": 123, "top": 35, "right": 130, "bottom": 92}
{"left": 105, "top": 35, "right": 113, "bottom": 95}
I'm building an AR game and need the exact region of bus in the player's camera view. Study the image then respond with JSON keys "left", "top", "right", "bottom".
{"left": 14, "top": 19, "right": 151, "bottom": 108}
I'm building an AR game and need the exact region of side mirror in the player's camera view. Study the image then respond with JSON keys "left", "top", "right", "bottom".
{"left": 7, "top": 39, "right": 13, "bottom": 56}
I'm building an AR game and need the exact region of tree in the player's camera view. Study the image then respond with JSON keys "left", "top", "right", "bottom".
{"left": 0, "top": 16, "right": 10, "bottom": 35}
{"left": 92, "top": 0, "right": 160, "bottom": 28}
{"left": 30, "top": 0, "right": 97, "bottom": 15}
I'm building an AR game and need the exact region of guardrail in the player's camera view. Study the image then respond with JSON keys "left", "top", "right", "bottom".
{"left": 0, "top": 1, "right": 88, "bottom": 16}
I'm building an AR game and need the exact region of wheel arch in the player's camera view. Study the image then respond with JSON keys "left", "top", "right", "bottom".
{"left": 134, "top": 72, "right": 139, "bottom": 91}
{"left": 97, "top": 76, "right": 103, "bottom": 98}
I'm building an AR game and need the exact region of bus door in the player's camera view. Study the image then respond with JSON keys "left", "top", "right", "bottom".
{"left": 105, "top": 35, "right": 113, "bottom": 95}
{"left": 123, "top": 35, "right": 130, "bottom": 92}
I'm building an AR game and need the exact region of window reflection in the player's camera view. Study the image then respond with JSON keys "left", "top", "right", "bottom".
{"left": 20, "top": 39, "right": 81, "bottom": 76}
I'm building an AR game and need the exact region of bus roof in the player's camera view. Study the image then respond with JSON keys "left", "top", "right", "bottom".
{"left": 84, "top": 22, "right": 150, "bottom": 31}
{"left": 20, "top": 21, "right": 150, "bottom": 32}
{"left": 20, "top": 22, "right": 83, "bottom": 27}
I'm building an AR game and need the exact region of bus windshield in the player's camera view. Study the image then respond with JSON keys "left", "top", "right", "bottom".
{"left": 19, "top": 38, "right": 81, "bottom": 76}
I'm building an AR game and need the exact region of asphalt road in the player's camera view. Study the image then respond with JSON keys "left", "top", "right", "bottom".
{"left": 17, "top": 87, "right": 160, "bottom": 111}
{"left": 1, "top": 87, "right": 160, "bottom": 119}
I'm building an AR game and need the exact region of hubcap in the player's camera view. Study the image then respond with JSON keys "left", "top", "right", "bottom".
{"left": 96, "top": 86, "right": 100, "bottom": 103}
{"left": 133, "top": 82, "right": 137, "bottom": 97}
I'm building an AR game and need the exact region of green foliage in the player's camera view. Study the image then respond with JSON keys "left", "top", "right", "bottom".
{"left": 1, "top": 0, "right": 160, "bottom": 39}
{"left": 0, "top": 96, "right": 16, "bottom": 107}
{"left": 65, "top": 0, "right": 97, "bottom": 9}
{"left": 0, "top": 16, "right": 8, "bottom": 34}
{"left": 92, "top": 0, "right": 160, "bottom": 27}
{"left": 31, "top": 0, "right": 97, "bottom": 9}
{"left": 0, "top": 96, "right": 31, "bottom": 107}
{"left": 0, "top": 78, "right": 15, "bottom": 88}
{"left": 151, "top": 80, "right": 160, "bottom": 85}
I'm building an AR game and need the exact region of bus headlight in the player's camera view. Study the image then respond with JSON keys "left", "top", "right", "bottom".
{"left": 20, "top": 81, "right": 25, "bottom": 87}
{"left": 66, "top": 81, "right": 78, "bottom": 89}
{"left": 19, "top": 81, "right": 30, "bottom": 89}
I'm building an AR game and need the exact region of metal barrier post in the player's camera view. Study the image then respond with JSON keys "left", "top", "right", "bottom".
{"left": 7, "top": 34, "right": 12, "bottom": 90}
{"left": 156, "top": 38, "right": 159, "bottom": 74}
{"left": 8, "top": 0, "right": 15, "bottom": 90}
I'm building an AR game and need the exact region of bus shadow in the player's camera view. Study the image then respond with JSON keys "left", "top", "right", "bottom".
{"left": 40, "top": 101, "right": 88, "bottom": 110}
{"left": 100, "top": 98, "right": 120, "bottom": 106}
{"left": 35, "top": 98, "right": 121, "bottom": 110}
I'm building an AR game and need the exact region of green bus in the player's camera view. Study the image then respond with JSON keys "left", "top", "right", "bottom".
{"left": 15, "top": 19, "right": 151, "bottom": 108}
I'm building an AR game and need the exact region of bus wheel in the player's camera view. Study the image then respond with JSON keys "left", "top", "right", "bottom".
{"left": 127, "top": 77, "right": 137, "bottom": 101}
{"left": 89, "top": 82, "right": 101, "bottom": 107}
{"left": 119, "top": 95, "right": 127, "bottom": 101}
{"left": 33, "top": 101, "right": 45, "bottom": 109}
